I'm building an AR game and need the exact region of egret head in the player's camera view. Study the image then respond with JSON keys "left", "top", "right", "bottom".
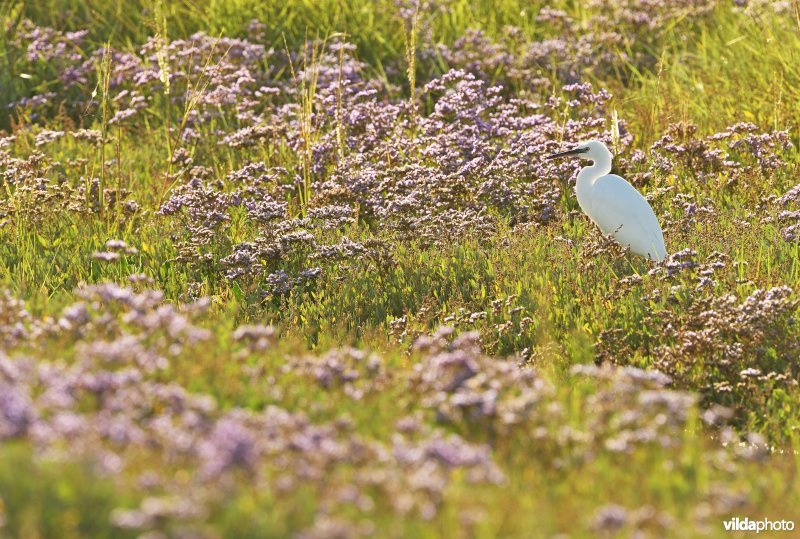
{"left": 546, "top": 140, "right": 612, "bottom": 164}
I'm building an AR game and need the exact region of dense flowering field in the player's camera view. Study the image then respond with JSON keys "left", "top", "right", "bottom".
{"left": 1, "top": 0, "right": 800, "bottom": 537}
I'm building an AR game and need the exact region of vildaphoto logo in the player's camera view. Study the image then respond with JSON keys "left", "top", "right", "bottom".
{"left": 723, "top": 517, "right": 795, "bottom": 533}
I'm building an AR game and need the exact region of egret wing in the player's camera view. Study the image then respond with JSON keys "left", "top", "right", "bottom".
{"left": 585, "top": 174, "right": 666, "bottom": 261}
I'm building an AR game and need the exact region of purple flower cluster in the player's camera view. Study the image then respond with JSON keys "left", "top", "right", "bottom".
{"left": 0, "top": 280, "right": 778, "bottom": 533}
{"left": 648, "top": 122, "right": 793, "bottom": 184}
{"left": 4, "top": 18, "right": 627, "bottom": 281}
{"left": 0, "top": 285, "right": 519, "bottom": 533}
{"left": 423, "top": 0, "right": 714, "bottom": 90}
{"left": 409, "top": 327, "right": 725, "bottom": 469}
{"left": 600, "top": 259, "right": 800, "bottom": 424}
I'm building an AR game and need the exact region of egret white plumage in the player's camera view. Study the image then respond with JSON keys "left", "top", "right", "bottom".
{"left": 547, "top": 140, "right": 667, "bottom": 262}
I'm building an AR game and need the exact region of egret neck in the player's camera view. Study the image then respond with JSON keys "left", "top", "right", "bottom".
{"left": 575, "top": 146, "right": 612, "bottom": 213}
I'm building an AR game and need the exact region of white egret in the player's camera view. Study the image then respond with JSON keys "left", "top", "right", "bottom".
{"left": 547, "top": 140, "right": 666, "bottom": 262}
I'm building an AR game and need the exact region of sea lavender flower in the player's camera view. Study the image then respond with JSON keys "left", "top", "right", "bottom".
{"left": 34, "top": 129, "right": 65, "bottom": 146}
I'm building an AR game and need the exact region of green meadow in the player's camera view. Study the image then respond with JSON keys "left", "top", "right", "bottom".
{"left": 1, "top": 1, "right": 800, "bottom": 537}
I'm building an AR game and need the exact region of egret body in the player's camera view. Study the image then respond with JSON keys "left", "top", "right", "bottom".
{"left": 547, "top": 140, "right": 666, "bottom": 262}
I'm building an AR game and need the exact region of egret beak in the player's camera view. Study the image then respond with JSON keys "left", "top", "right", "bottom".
{"left": 546, "top": 147, "right": 588, "bottom": 160}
